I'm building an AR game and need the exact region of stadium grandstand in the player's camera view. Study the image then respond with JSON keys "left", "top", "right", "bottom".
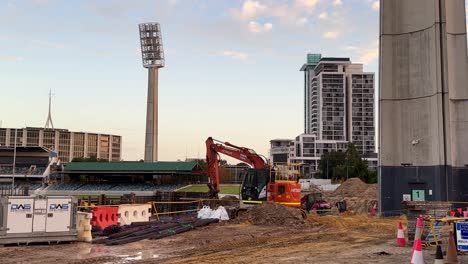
{"left": 0, "top": 146, "right": 58, "bottom": 196}
{"left": 41, "top": 161, "right": 205, "bottom": 197}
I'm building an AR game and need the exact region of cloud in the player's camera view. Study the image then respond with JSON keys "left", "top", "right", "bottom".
{"left": 230, "top": 0, "right": 319, "bottom": 26}
{"left": 295, "top": 0, "right": 319, "bottom": 8}
{"left": 358, "top": 47, "right": 378, "bottom": 64}
{"left": 341, "top": 41, "right": 379, "bottom": 65}
{"left": 318, "top": 12, "right": 328, "bottom": 20}
{"left": 248, "top": 21, "right": 273, "bottom": 33}
{"left": 322, "top": 31, "right": 339, "bottom": 39}
{"left": 0, "top": 54, "right": 24, "bottom": 62}
{"left": 371, "top": 1, "right": 379, "bottom": 11}
{"left": 220, "top": 50, "right": 249, "bottom": 60}
{"left": 231, "top": 0, "right": 267, "bottom": 20}
{"left": 342, "top": 46, "right": 358, "bottom": 51}
{"left": 332, "top": 0, "right": 343, "bottom": 6}
{"left": 32, "top": 39, "right": 65, "bottom": 49}
{"left": 296, "top": 17, "right": 308, "bottom": 26}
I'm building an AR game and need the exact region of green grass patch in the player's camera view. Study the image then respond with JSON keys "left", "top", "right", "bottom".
{"left": 177, "top": 184, "right": 240, "bottom": 195}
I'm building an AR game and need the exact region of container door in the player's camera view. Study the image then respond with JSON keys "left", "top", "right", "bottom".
{"left": 33, "top": 199, "right": 47, "bottom": 232}
{"left": 46, "top": 198, "right": 71, "bottom": 232}
{"left": 6, "top": 198, "right": 34, "bottom": 234}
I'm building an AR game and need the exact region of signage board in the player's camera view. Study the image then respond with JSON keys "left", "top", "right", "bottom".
{"left": 456, "top": 222, "right": 468, "bottom": 251}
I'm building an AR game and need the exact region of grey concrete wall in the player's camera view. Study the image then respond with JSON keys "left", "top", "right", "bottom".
{"left": 379, "top": 0, "right": 468, "bottom": 212}
{"left": 380, "top": 0, "right": 447, "bottom": 167}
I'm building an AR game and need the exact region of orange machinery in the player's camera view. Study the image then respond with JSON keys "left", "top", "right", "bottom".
{"left": 205, "top": 137, "right": 301, "bottom": 208}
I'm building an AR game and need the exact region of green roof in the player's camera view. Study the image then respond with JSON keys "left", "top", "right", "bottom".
{"left": 64, "top": 161, "right": 199, "bottom": 172}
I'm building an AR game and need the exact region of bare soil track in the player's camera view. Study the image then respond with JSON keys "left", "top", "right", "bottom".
{"left": 1, "top": 214, "right": 467, "bottom": 263}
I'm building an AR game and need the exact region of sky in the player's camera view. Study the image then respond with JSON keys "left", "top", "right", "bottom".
{"left": 1, "top": 0, "right": 466, "bottom": 162}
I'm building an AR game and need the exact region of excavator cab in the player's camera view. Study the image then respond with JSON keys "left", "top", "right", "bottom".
{"left": 240, "top": 168, "right": 271, "bottom": 207}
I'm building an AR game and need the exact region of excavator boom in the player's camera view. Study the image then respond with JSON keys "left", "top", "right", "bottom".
{"left": 206, "top": 137, "right": 269, "bottom": 197}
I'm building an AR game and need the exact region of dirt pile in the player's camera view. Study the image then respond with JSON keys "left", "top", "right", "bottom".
{"left": 323, "top": 178, "right": 378, "bottom": 214}
{"left": 332, "top": 178, "right": 369, "bottom": 197}
{"left": 241, "top": 202, "right": 305, "bottom": 226}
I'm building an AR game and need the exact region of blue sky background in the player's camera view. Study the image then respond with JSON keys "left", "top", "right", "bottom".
{"left": 1, "top": 0, "right": 466, "bottom": 162}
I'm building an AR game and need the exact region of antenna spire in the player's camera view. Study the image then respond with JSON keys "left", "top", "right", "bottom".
{"left": 44, "top": 89, "right": 55, "bottom": 129}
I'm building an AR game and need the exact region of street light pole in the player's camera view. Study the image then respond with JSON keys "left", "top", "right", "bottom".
{"left": 12, "top": 129, "right": 17, "bottom": 190}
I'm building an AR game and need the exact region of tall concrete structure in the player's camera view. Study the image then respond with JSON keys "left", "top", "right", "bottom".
{"left": 139, "top": 22, "right": 165, "bottom": 162}
{"left": 379, "top": 0, "right": 468, "bottom": 212}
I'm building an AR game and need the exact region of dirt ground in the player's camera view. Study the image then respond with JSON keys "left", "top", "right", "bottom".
{"left": 2, "top": 213, "right": 467, "bottom": 264}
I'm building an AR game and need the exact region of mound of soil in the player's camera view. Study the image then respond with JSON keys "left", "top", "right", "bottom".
{"left": 242, "top": 202, "right": 305, "bottom": 226}
{"left": 322, "top": 178, "right": 378, "bottom": 214}
{"left": 332, "top": 178, "right": 369, "bottom": 197}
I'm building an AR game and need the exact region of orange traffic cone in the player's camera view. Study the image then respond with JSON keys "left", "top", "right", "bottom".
{"left": 434, "top": 244, "right": 444, "bottom": 264}
{"left": 411, "top": 238, "right": 424, "bottom": 264}
{"left": 414, "top": 216, "right": 424, "bottom": 240}
{"left": 395, "top": 221, "right": 406, "bottom": 247}
{"left": 446, "top": 230, "right": 458, "bottom": 264}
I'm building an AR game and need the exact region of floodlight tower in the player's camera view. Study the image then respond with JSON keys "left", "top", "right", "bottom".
{"left": 139, "top": 22, "right": 165, "bottom": 162}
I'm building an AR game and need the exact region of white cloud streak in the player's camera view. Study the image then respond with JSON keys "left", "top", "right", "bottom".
{"left": 248, "top": 21, "right": 273, "bottom": 33}
{"left": 220, "top": 50, "right": 249, "bottom": 60}
{"left": 322, "top": 31, "right": 339, "bottom": 39}
{"left": 332, "top": 0, "right": 343, "bottom": 6}
{"left": 230, "top": 0, "right": 320, "bottom": 26}
{"left": 371, "top": 1, "right": 379, "bottom": 11}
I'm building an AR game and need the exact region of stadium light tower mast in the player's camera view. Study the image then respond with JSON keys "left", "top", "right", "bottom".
{"left": 139, "top": 22, "right": 165, "bottom": 162}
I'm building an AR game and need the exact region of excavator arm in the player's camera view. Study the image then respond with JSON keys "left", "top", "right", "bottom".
{"left": 205, "top": 137, "right": 269, "bottom": 198}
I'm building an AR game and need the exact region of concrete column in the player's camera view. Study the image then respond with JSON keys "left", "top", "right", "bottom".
{"left": 54, "top": 130, "right": 59, "bottom": 152}
{"left": 97, "top": 134, "right": 101, "bottom": 160}
{"left": 39, "top": 129, "right": 44, "bottom": 147}
{"left": 144, "top": 67, "right": 158, "bottom": 162}
{"left": 380, "top": 0, "right": 468, "bottom": 212}
{"left": 22, "top": 128, "right": 26, "bottom": 147}
{"left": 379, "top": 0, "right": 450, "bottom": 212}
{"left": 84, "top": 133, "right": 88, "bottom": 158}
{"left": 5, "top": 128, "right": 10, "bottom": 146}
{"left": 109, "top": 135, "right": 113, "bottom": 161}
{"left": 69, "top": 132, "right": 74, "bottom": 162}
{"left": 446, "top": 0, "right": 468, "bottom": 168}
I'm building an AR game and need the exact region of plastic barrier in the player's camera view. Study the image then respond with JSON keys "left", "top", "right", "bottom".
{"left": 118, "top": 204, "right": 151, "bottom": 225}
{"left": 76, "top": 211, "right": 92, "bottom": 242}
{"left": 91, "top": 207, "right": 119, "bottom": 230}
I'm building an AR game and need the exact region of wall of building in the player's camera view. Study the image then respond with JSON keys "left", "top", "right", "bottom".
{"left": 0, "top": 128, "right": 122, "bottom": 163}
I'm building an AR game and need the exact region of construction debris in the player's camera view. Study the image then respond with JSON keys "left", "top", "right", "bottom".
{"left": 240, "top": 202, "right": 305, "bottom": 226}
{"left": 93, "top": 218, "right": 219, "bottom": 245}
{"left": 322, "top": 178, "right": 377, "bottom": 214}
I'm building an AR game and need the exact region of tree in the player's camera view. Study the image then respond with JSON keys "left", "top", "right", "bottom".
{"left": 316, "top": 143, "right": 376, "bottom": 183}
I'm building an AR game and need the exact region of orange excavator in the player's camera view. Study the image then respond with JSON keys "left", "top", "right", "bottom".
{"left": 206, "top": 137, "right": 302, "bottom": 208}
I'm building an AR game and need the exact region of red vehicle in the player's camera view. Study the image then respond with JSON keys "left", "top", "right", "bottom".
{"left": 205, "top": 137, "right": 302, "bottom": 208}
{"left": 301, "top": 192, "right": 331, "bottom": 214}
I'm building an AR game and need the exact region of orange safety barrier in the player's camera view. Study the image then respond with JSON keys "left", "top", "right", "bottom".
{"left": 91, "top": 206, "right": 118, "bottom": 230}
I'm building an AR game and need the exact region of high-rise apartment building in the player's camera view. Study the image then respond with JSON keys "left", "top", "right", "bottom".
{"left": 0, "top": 127, "right": 122, "bottom": 162}
{"left": 300, "top": 53, "right": 322, "bottom": 134}
{"left": 271, "top": 55, "right": 377, "bottom": 176}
